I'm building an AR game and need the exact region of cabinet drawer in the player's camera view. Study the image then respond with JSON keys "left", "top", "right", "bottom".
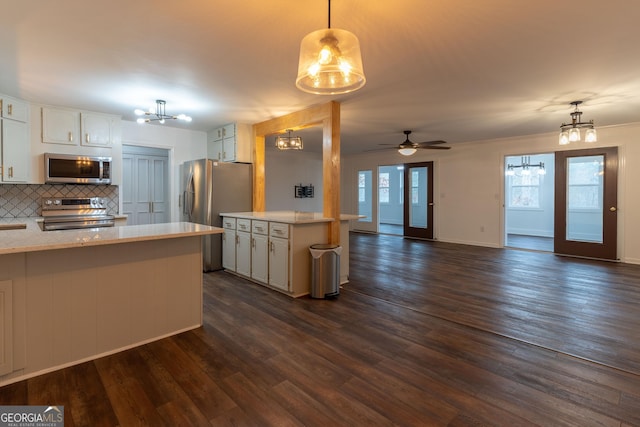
{"left": 222, "top": 217, "right": 236, "bottom": 230}
{"left": 252, "top": 220, "right": 268, "bottom": 235}
{"left": 237, "top": 218, "right": 251, "bottom": 232}
{"left": 269, "top": 222, "right": 289, "bottom": 239}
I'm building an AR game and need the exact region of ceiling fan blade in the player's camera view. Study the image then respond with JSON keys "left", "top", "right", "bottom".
{"left": 415, "top": 140, "right": 447, "bottom": 145}
{"left": 420, "top": 145, "right": 451, "bottom": 150}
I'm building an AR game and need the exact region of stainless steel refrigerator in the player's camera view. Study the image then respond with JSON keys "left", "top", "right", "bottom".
{"left": 181, "top": 159, "right": 252, "bottom": 271}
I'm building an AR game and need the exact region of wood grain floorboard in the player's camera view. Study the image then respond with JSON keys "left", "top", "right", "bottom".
{"left": 0, "top": 232, "right": 639, "bottom": 425}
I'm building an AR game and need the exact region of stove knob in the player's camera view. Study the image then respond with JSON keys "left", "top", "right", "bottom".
{"left": 45, "top": 199, "right": 53, "bottom": 205}
{"left": 54, "top": 200, "right": 61, "bottom": 205}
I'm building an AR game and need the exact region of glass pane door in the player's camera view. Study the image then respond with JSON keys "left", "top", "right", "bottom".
{"left": 354, "top": 169, "right": 377, "bottom": 232}
{"left": 404, "top": 162, "right": 434, "bottom": 239}
{"left": 554, "top": 147, "right": 618, "bottom": 260}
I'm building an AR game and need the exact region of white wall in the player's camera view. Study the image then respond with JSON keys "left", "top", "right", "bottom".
{"left": 264, "top": 149, "right": 323, "bottom": 212}
{"left": 343, "top": 122, "right": 640, "bottom": 264}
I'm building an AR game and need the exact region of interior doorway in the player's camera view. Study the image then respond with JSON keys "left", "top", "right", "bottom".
{"left": 378, "top": 164, "right": 404, "bottom": 235}
{"left": 504, "top": 153, "right": 555, "bottom": 251}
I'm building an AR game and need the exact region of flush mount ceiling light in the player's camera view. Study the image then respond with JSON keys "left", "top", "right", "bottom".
{"left": 558, "top": 100, "right": 597, "bottom": 145}
{"left": 134, "top": 100, "right": 192, "bottom": 124}
{"left": 295, "top": 0, "right": 366, "bottom": 95}
{"left": 505, "top": 156, "right": 546, "bottom": 176}
{"left": 275, "top": 129, "right": 303, "bottom": 150}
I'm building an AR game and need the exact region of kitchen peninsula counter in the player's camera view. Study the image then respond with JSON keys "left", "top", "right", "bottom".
{"left": 0, "top": 221, "right": 222, "bottom": 386}
{"left": 219, "top": 211, "right": 359, "bottom": 297}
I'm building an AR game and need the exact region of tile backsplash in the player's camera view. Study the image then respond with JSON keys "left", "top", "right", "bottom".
{"left": 0, "top": 184, "right": 119, "bottom": 218}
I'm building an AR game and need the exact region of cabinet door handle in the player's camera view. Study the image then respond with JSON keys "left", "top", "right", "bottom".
{"left": 68, "top": 131, "right": 73, "bottom": 142}
{"left": 8, "top": 166, "right": 13, "bottom": 178}
{"left": 86, "top": 133, "right": 90, "bottom": 143}
{"left": 7, "top": 104, "right": 12, "bottom": 116}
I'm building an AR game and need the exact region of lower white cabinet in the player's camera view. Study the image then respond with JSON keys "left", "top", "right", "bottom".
{"left": 251, "top": 220, "right": 269, "bottom": 284}
{"left": 222, "top": 228, "right": 236, "bottom": 271}
{"left": 234, "top": 219, "right": 251, "bottom": 277}
{"left": 268, "top": 236, "right": 289, "bottom": 291}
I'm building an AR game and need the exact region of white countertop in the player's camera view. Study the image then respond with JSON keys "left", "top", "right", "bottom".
{"left": 220, "top": 211, "right": 361, "bottom": 224}
{"left": 0, "top": 218, "right": 222, "bottom": 255}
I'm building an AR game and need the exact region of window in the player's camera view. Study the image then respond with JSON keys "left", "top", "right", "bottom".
{"left": 508, "top": 173, "right": 542, "bottom": 208}
{"left": 567, "top": 157, "right": 603, "bottom": 210}
{"left": 358, "top": 172, "right": 367, "bottom": 203}
{"left": 411, "top": 170, "right": 419, "bottom": 204}
{"left": 379, "top": 172, "right": 390, "bottom": 204}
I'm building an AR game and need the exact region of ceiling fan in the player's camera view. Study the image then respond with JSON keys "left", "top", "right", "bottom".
{"left": 393, "top": 130, "right": 450, "bottom": 155}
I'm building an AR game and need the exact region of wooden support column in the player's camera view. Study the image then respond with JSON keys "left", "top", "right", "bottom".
{"left": 253, "top": 101, "right": 341, "bottom": 244}
{"left": 322, "top": 102, "right": 340, "bottom": 244}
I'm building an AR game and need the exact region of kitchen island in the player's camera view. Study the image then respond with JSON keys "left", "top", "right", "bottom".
{"left": 220, "top": 211, "right": 359, "bottom": 297}
{"left": 0, "top": 220, "right": 222, "bottom": 386}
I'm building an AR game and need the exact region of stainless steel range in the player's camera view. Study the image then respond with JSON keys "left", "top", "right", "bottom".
{"left": 41, "top": 197, "right": 115, "bottom": 231}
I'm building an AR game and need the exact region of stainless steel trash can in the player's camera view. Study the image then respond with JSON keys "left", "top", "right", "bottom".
{"left": 309, "top": 244, "right": 342, "bottom": 299}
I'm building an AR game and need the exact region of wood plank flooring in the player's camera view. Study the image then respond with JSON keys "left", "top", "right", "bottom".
{"left": 1, "top": 232, "right": 640, "bottom": 426}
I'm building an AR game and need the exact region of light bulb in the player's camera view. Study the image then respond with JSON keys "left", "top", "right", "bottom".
{"left": 569, "top": 127, "right": 581, "bottom": 142}
{"left": 559, "top": 131, "right": 570, "bottom": 145}
{"left": 134, "top": 109, "right": 145, "bottom": 116}
{"left": 538, "top": 168, "right": 546, "bottom": 175}
{"left": 585, "top": 128, "right": 597, "bottom": 142}
{"left": 136, "top": 118, "right": 146, "bottom": 124}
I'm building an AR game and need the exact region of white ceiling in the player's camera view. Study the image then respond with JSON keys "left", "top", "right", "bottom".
{"left": 2, "top": 0, "right": 639, "bottom": 154}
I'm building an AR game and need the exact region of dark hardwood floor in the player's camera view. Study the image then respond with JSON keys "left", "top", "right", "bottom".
{"left": 1, "top": 232, "right": 640, "bottom": 426}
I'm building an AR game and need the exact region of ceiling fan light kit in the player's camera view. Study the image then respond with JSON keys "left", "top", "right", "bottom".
{"left": 396, "top": 130, "right": 450, "bottom": 155}
{"left": 135, "top": 99, "right": 192, "bottom": 124}
{"left": 558, "top": 100, "right": 597, "bottom": 145}
{"left": 296, "top": 0, "right": 366, "bottom": 95}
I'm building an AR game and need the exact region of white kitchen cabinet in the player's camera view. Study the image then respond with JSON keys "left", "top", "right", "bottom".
{"left": 268, "top": 222, "right": 290, "bottom": 292}
{"left": 42, "top": 107, "right": 79, "bottom": 145}
{"left": 235, "top": 219, "right": 252, "bottom": 277}
{"left": 222, "top": 218, "right": 237, "bottom": 271}
{"left": 81, "top": 112, "right": 115, "bottom": 147}
{"left": 207, "top": 122, "right": 252, "bottom": 163}
{"left": 251, "top": 220, "right": 269, "bottom": 284}
{"left": 42, "top": 107, "right": 117, "bottom": 146}
{"left": 0, "top": 95, "right": 30, "bottom": 183}
{"left": 1, "top": 96, "right": 29, "bottom": 122}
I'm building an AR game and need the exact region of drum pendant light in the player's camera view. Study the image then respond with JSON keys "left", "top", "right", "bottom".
{"left": 296, "top": 0, "right": 366, "bottom": 95}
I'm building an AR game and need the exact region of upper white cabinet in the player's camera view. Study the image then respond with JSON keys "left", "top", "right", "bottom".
{"left": 1, "top": 95, "right": 30, "bottom": 182}
{"left": 41, "top": 107, "right": 79, "bottom": 145}
{"left": 81, "top": 112, "right": 115, "bottom": 147}
{"left": 42, "top": 107, "right": 117, "bottom": 147}
{"left": 207, "top": 122, "right": 252, "bottom": 163}
{"left": 1, "top": 96, "right": 28, "bottom": 122}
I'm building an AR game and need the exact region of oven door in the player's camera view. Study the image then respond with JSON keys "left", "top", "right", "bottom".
{"left": 43, "top": 215, "right": 115, "bottom": 231}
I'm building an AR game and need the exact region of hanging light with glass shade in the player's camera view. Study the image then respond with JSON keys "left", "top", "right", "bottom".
{"left": 558, "top": 101, "right": 597, "bottom": 145}
{"left": 296, "top": 0, "right": 366, "bottom": 95}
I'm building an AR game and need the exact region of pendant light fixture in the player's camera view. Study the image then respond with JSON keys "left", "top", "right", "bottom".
{"left": 275, "top": 129, "right": 304, "bottom": 150}
{"left": 558, "top": 101, "right": 597, "bottom": 145}
{"left": 135, "top": 100, "right": 192, "bottom": 124}
{"left": 296, "top": 0, "right": 366, "bottom": 95}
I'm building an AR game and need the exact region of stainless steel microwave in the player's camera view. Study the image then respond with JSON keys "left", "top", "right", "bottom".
{"left": 44, "top": 153, "right": 112, "bottom": 184}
